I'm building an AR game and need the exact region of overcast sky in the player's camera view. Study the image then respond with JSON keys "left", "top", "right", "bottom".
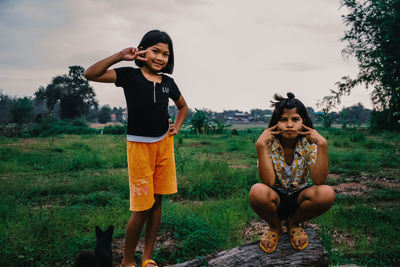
{"left": 0, "top": 0, "right": 372, "bottom": 112}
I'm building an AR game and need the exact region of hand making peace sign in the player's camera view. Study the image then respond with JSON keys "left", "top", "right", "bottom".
{"left": 256, "top": 124, "right": 282, "bottom": 146}
{"left": 120, "top": 47, "right": 148, "bottom": 62}
{"left": 297, "top": 124, "right": 327, "bottom": 146}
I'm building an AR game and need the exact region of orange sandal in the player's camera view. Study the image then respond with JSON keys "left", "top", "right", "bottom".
{"left": 142, "top": 259, "right": 158, "bottom": 267}
{"left": 289, "top": 227, "right": 308, "bottom": 251}
{"left": 260, "top": 230, "right": 281, "bottom": 253}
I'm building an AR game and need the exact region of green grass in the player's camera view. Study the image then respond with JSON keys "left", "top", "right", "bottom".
{"left": 0, "top": 128, "right": 399, "bottom": 266}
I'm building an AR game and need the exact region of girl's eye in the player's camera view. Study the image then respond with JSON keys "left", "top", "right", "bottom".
{"left": 164, "top": 53, "right": 170, "bottom": 57}
{"left": 152, "top": 50, "right": 159, "bottom": 53}
{"left": 279, "top": 118, "right": 287, "bottom": 121}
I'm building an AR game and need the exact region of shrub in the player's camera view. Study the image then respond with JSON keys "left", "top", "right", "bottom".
{"left": 102, "top": 125, "right": 125, "bottom": 135}
{"left": 29, "top": 118, "right": 97, "bottom": 137}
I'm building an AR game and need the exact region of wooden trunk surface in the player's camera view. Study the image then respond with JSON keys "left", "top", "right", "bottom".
{"left": 166, "top": 229, "right": 329, "bottom": 267}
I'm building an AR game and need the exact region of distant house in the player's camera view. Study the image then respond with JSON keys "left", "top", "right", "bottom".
{"left": 227, "top": 112, "right": 252, "bottom": 123}
{"left": 122, "top": 109, "right": 128, "bottom": 121}
{"left": 110, "top": 113, "right": 117, "bottom": 122}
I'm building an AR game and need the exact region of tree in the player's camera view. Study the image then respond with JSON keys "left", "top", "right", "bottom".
{"left": 190, "top": 109, "right": 211, "bottom": 134}
{"left": 321, "top": 0, "right": 400, "bottom": 130}
{"left": 319, "top": 108, "right": 332, "bottom": 128}
{"left": 112, "top": 107, "right": 124, "bottom": 122}
{"left": 344, "top": 103, "right": 371, "bottom": 126}
{"left": 0, "top": 91, "right": 12, "bottom": 123}
{"left": 11, "top": 97, "right": 34, "bottom": 124}
{"left": 341, "top": 109, "right": 348, "bottom": 129}
{"left": 98, "top": 105, "right": 111, "bottom": 123}
{"left": 35, "top": 66, "right": 98, "bottom": 119}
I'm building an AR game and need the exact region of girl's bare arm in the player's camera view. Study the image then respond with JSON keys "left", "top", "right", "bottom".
{"left": 298, "top": 125, "right": 329, "bottom": 184}
{"left": 169, "top": 95, "right": 188, "bottom": 136}
{"left": 84, "top": 48, "right": 147, "bottom": 83}
{"left": 256, "top": 125, "right": 281, "bottom": 186}
{"left": 309, "top": 142, "right": 328, "bottom": 184}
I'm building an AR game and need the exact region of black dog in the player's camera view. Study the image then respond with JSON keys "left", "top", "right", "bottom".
{"left": 74, "top": 225, "right": 114, "bottom": 267}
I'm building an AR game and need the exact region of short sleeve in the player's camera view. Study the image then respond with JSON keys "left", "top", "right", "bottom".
{"left": 168, "top": 78, "right": 181, "bottom": 101}
{"left": 114, "top": 67, "right": 133, "bottom": 88}
{"left": 305, "top": 142, "right": 317, "bottom": 167}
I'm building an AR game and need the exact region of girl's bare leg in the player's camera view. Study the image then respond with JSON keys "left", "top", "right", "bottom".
{"left": 249, "top": 183, "right": 282, "bottom": 251}
{"left": 121, "top": 209, "right": 150, "bottom": 267}
{"left": 142, "top": 194, "right": 162, "bottom": 267}
{"left": 287, "top": 185, "right": 335, "bottom": 249}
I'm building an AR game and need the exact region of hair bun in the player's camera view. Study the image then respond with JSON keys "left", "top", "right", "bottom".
{"left": 287, "top": 92, "right": 295, "bottom": 99}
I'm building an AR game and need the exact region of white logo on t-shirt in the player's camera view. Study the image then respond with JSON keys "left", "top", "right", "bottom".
{"left": 162, "top": 86, "right": 170, "bottom": 94}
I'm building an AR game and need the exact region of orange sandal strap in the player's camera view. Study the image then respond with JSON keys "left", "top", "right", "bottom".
{"left": 142, "top": 259, "right": 158, "bottom": 267}
{"left": 289, "top": 227, "right": 308, "bottom": 251}
{"left": 259, "top": 230, "right": 281, "bottom": 253}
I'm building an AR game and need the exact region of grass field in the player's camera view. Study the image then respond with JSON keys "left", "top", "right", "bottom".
{"left": 0, "top": 127, "right": 399, "bottom": 266}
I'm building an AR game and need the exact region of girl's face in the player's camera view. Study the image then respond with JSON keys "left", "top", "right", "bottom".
{"left": 143, "top": 42, "right": 170, "bottom": 72}
{"left": 277, "top": 108, "right": 303, "bottom": 139}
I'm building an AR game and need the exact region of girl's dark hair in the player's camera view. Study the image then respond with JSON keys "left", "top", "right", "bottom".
{"left": 135, "top": 30, "right": 174, "bottom": 74}
{"left": 268, "top": 92, "right": 313, "bottom": 128}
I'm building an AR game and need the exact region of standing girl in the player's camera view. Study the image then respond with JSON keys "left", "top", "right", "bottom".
{"left": 249, "top": 92, "right": 334, "bottom": 253}
{"left": 84, "top": 30, "right": 188, "bottom": 267}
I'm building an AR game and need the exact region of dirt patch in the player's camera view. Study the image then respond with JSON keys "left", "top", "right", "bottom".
{"left": 331, "top": 229, "right": 373, "bottom": 249}
{"left": 369, "top": 179, "right": 400, "bottom": 189}
{"left": 328, "top": 173, "right": 342, "bottom": 180}
{"left": 112, "top": 231, "right": 177, "bottom": 266}
{"left": 332, "top": 182, "right": 369, "bottom": 196}
{"left": 21, "top": 138, "right": 37, "bottom": 144}
{"left": 0, "top": 138, "right": 38, "bottom": 148}
{"left": 229, "top": 164, "right": 250, "bottom": 169}
{"left": 242, "top": 219, "right": 269, "bottom": 243}
{"left": 329, "top": 173, "right": 400, "bottom": 196}
{"left": 90, "top": 122, "right": 123, "bottom": 129}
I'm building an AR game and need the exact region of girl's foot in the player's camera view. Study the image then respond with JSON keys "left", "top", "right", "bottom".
{"left": 287, "top": 224, "right": 308, "bottom": 251}
{"left": 259, "top": 226, "right": 281, "bottom": 253}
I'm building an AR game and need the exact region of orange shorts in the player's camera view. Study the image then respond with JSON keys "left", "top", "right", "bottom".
{"left": 126, "top": 134, "right": 177, "bottom": 211}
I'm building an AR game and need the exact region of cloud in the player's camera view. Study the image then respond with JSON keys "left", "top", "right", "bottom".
{"left": 0, "top": 0, "right": 371, "bottom": 111}
{"left": 277, "top": 62, "right": 322, "bottom": 72}
{"left": 0, "top": 0, "right": 68, "bottom": 68}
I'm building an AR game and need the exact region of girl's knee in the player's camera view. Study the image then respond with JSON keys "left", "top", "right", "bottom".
{"left": 249, "top": 183, "right": 265, "bottom": 201}
{"left": 317, "top": 185, "right": 335, "bottom": 207}
{"left": 249, "top": 183, "right": 276, "bottom": 205}
{"left": 134, "top": 208, "right": 152, "bottom": 218}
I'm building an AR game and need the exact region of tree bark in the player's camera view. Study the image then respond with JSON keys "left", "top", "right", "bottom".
{"left": 166, "top": 229, "right": 328, "bottom": 267}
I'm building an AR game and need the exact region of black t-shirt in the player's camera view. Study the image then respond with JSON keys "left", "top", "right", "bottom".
{"left": 114, "top": 67, "right": 181, "bottom": 137}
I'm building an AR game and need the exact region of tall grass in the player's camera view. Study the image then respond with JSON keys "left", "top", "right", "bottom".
{"left": 0, "top": 128, "right": 399, "bottom": 265}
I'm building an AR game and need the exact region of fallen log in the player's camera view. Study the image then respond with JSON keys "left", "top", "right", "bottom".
{"left": 166, "top": 229, "right": 328, "bottom": 267}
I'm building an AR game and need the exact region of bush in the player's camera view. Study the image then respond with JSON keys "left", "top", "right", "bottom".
{"left": 102, "top": 125, "right": 125, "bottom": 135}
{"left": 29, "top": 118, "right": 97, "bottom": 137}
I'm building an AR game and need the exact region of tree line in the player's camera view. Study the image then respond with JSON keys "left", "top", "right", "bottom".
{"left": 0, "top": 64, "right": 373, "bottom": 137}
{"left": 0, "top": 66, "right": 120, "bottom": 125}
